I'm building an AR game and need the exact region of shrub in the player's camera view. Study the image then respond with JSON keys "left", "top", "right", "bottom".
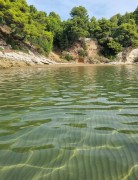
{"left": 78, "top": 49, "right": 87, "bottom": 57}
{"left": 64, "top": 54, "right": 73, "bottom": 61}
{"left": 0, "top": 47, "right": 4, "bottom": 51}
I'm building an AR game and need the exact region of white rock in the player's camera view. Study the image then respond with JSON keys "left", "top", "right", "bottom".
{"left": 115, "top": 48, "right": 138, "bottom": 63}
{"left": 0, "top": 50, "right": 57, "bottom": 65}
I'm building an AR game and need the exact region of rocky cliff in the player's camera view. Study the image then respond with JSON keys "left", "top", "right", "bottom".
{"left": 61, "top": 38, "right": 109, "bottom": 64}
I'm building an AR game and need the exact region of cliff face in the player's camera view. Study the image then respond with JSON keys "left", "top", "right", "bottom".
{"left": 115, "top": 48, "right": 138, "bottom": 63}
{"left": 61, "top": 38, "right": 109, "bottom": 64}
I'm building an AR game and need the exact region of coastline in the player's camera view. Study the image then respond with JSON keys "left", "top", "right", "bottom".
{"left": 0, "top": 50, "right": 137, "bottom": 69}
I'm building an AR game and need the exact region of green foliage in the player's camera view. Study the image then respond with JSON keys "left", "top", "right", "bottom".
{"left": 71, "top": 7, "right": 89, "bottom": 38}
{"left": 89, "top": 17, "right": 100, "bottom": 38}
{"left": 114, "top": 19, "right": 138, "bottom": 47}
{"left": 0, "top": 0, "right": 52, "bottom": 55}
{"left": 6, "top": 37, "right": 19, "bottom": 50}
{"left": 107, "top": 40, "right": 123, "bottom": 54}
{"left": 0, "top": 47, "right": 4, "bottom": 51}
{"left": 100, "top": 39, "right": 122, "bottom": 58}
{"left": 132, "top": 40, "right": 138, "bottom": 47}
{"left": 63, "top": 53, "right": 73, "bottom": 61}
{"left": 133, "top": 6, "right": 138, "bottom": 25}
{"left": 78, "top": 49, "right": 87, "bottom": 57}
{"left": 45, "top": 12, "right": 61, "bottom": 37}
{"left": 70, "top": 6, "right": 88, "bottom": 18}
{"left": 88, "top": 10, "right": 138, "bottom": 57}
{"left": 29, "top": 5, "right": 37, "bottom": 13}
{"left": 55, "top": 6, "right": 89, "bottom": 51}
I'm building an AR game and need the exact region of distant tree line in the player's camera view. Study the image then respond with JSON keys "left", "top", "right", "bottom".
{"left": 0, "top": 0, "right": 138, "bottom": 58}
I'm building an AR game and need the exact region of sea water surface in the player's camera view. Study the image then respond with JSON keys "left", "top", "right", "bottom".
{"left": 0, "top": 65, "right": 138, "bottom": 180}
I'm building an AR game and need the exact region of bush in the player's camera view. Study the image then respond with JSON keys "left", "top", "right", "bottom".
{"left": 64, "top": 53, "right": 73, "bottom": 61}
{"left": 36, "top": 46, "right": 45, "bottom": 55}
{"left": 0, "top": 47, "right": 4, "bottom": 51}
{"left": 78, "top": 49, "right": 87, "bottom": 57}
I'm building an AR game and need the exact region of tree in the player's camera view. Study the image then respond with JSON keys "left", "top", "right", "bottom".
{"left": 70, "top": 6, "right": 88, "bottom": 19}
{"left": 114, "top": 19, "right": 138, "bottom": 47}
{"left": 107, "top": 40, "right": 122, "bottom": 55}
{"left": 118, "top": 12, "right": 134, "bottom": 25}
{"left": 29, "top": 5, "right": 37, "bottom": 13}
{"left": 1, "top": 0, "right": 138, "bottom": 59}
{"left": 45, "top": 12, "right": 61, "bottom": 36}
{"left": 134, "top": 6, "right": 138, "bottom": 25}
{"left": 0, "top": 0, "right": 53, "bottom": 54}
{"left": 89, "top": 17, "right": 100, "bottom": 38}
{"left": 66, "top": 6, "right": 89, "bottom": 42}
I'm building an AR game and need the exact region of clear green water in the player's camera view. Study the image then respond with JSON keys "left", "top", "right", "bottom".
{"left": 0, "top": 65, "right": 138, "bottom": 180}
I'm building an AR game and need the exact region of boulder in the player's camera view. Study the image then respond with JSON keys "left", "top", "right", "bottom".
{"left": 115, "top": 48, "right": 138, "bottom": 63}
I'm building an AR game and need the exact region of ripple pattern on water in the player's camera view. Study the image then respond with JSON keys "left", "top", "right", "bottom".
{"left": 0, "top": 65, "right": 138, "bottom": 180}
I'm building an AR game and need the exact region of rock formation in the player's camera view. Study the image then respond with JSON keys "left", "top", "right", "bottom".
{"left": 115, "top": 48, "right": 138, "bottom": 63}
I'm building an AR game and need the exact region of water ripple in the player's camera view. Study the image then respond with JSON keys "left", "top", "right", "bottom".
{"left": 0, "top": 65, "right": 138, "bottom": 179}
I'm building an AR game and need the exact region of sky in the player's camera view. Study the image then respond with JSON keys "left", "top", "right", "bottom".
{"left": 26, "top": 0, "right": 138, "bottom": 20}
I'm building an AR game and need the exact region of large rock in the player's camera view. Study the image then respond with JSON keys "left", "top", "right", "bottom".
{"left": 127, "top": 49, "right": 138, "bottom": 63}
{"left": 115, "top": 48, "right": 138, "bottom": 63}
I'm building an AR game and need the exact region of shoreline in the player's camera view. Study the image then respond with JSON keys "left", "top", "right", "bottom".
{"left": 0, "top": 50, "right": 137, "bottom": 69}
{"left": 1, "top": 59, "right": 137, "bottom": 70}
